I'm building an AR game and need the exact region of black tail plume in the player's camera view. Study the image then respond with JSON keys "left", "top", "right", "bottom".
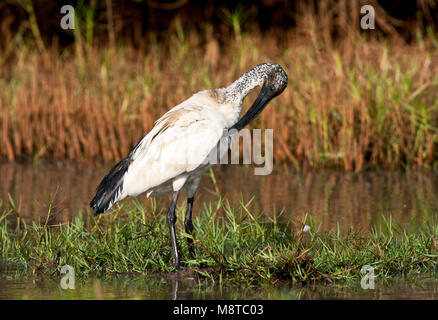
{"left": 90, "top": 157, "right": 131, "bottom": 215}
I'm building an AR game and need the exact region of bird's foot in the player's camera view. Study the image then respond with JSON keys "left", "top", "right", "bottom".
{"left": 172, "top": 262, "right": 184, "bottom": 271}
{"left": 188, "top": 247, "right": 196, "bottom": 260}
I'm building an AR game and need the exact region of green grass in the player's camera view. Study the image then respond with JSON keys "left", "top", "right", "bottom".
{"left": 1, "top": 196, "right": 438, "bottom": 285}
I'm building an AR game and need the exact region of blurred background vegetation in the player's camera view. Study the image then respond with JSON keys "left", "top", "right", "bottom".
{"left": 1, "top": 0, "right": 438, "bottom": 171}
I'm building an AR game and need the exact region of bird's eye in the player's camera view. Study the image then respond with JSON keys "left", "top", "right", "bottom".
{"left": 270, "top": 86, "right": 275, "bottom": 91}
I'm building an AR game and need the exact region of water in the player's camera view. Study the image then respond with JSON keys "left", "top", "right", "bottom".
{"left": 1, "top": 272, "right": 438, "bottom": 300}
{"left": 1, "top": 161, "right": 438, "bottom": 232}
{"left": 2, "top": 160, "right": 438, "bottom": 299}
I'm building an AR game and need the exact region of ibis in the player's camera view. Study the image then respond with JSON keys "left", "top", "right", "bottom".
{"left": 90, "top": 62, "right": 288, "bottom": 269}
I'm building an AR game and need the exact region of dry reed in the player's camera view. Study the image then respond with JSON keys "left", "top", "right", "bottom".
{"left": 1, "top": 8, "right": 438, "bottom": 171}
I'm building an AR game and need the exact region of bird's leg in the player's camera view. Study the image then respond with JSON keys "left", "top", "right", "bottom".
{"left": 184, "top": 197, "right": 195, "bottom": 258}
{"left": 167, "top": 191, "right": 181, "bottom": 270}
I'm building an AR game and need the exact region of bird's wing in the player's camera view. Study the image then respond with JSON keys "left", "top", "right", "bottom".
{"left": 121, "top": 99, "right": 228, "bottom": 197}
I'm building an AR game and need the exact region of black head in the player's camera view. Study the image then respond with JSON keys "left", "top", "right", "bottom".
{"left": 230, "top": 63, "right": 288, "bottom": 131}
{"left": 262, "top": 63, "right": 288, "bottom": 98}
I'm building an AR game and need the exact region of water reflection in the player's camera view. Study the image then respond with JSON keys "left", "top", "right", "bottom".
{"left": 1, "top": 272, "right": 437, "bottom": 300}
{"left": 1, "top": 161, "right": 438, "bottom": 231}
{"left": 171, "top": 279, "right": 178, "bottom": 300}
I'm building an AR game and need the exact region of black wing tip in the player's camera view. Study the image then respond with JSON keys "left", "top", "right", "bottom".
{"left": 89, "top": 157, "right": 131, "bottom": 217}
{"left": 90, "top": 204, "right": 102, "bottom": 216}
{"left": 90, "top": 198, "right": 105, "bottom": 216}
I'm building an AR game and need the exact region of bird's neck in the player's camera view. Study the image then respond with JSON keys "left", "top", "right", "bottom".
{"left": 224, "top": 66, "right": 266, "bottom": 106}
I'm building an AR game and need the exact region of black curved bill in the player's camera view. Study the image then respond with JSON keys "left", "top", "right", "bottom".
{"left": 229, "top": 85, "right": 275, "bottom": 132}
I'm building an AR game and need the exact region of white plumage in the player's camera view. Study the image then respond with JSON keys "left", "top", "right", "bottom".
{"left": 121, "top": 90, "right": 235, "bottom": 201}
{"left": 90, "top": 62, "right": 288, "bottom": 268}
